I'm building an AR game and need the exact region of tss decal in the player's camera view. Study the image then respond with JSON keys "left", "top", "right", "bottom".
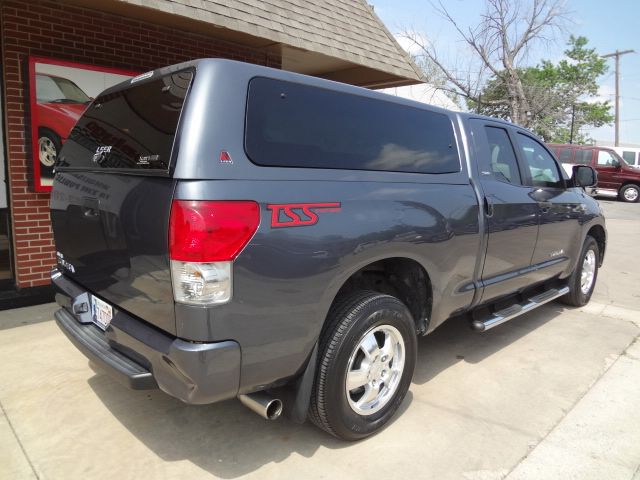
{"left": 267, "top": 202, "right": 341, "bottom": 228}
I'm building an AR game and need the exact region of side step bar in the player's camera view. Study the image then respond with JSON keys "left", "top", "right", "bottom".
{"left": 472, "top": 286, "right": 570, "bottom": 332}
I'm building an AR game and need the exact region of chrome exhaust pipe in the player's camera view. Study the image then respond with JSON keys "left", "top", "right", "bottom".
{"left": 239, "top": 392, "right": 283, "bottom": 420}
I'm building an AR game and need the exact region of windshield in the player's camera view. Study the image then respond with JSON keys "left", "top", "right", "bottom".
{"left": 36, "top": 74, "right": 91, "bottom": 104}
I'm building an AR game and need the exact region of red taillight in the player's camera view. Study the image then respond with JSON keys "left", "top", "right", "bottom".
{"left": 169, "top": 200, "right": 260, "bottom": 262}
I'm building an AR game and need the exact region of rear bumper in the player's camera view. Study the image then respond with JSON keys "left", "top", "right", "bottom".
{"left": 52, "top": 268, "right": 241, "bottom": 404}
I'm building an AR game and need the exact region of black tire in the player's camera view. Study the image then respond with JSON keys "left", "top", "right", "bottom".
{"left": 619, "top": 184, "right": 640, "bottom": 203}
{"left": 561, "top": 236, "right": 599, "bottom": 307}
{"left": 309, "top": 290, "right": 417, "bottom": 440}
{"left": 38, "top": 128, "right": 61, "bottom": 178}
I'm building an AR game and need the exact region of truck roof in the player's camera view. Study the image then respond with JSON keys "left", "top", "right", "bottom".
{"left": 104, "top": 58, "right": 458, "bottom": 116}
{"left": 103, "top": 58, "right": 536, "bottom": 138}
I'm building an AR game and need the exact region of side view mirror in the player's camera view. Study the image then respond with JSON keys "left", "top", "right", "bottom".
{"left": 572, "top": 165, "right": 597, "bottom": 188}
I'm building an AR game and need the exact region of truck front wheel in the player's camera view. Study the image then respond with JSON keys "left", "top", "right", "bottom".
{"left": 309, "top": 290, "right": 417, "bottom": 440}
{"left": 561, "top": 236, "right": 599, "bottom": 307}
{"left": 619, "top": 184, "right": 640, "bottom": 203}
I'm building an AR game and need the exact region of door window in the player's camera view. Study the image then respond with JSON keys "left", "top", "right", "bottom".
{"left": 597, "top": 150, "right": 619, "bottom": 167}
{"left": 516, "top": 133, "right": 563, "bottom": 188}
{"left": 575, "top": 149, "right": 593, "bottom": 165}
{"left": 484, "top": 126, "right": 522, "bottom": 184}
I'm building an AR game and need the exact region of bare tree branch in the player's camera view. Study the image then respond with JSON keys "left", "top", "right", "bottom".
{"left": 401, "top": 0, "right": 568, "bottom": 126}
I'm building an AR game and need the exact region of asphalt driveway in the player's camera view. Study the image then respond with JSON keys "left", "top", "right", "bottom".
{"left": 1, "top": 200, "right": 639, "bottom": 480}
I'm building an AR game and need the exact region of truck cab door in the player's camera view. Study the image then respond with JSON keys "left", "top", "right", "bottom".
{"left": 469, "top": 120, "right": 539, "bottom": 303}
{"left": 594, "top": 149, "right": 620, "bottom": 190}
{"left": 512, "top": 132, "right": 584, "bottom": 282}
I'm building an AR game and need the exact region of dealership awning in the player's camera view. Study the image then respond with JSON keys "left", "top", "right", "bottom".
{"left": 67, "top": 0, "right": 424, "bottom": 88}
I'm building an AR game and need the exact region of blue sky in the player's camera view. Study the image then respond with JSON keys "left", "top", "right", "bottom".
{"left": 370, "top": 0, "right": 640, "bottom": 146}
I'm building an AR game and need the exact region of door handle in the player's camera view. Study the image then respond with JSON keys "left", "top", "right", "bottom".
{"left": 484, "top": 197, "right": 494, "bottom": 218}
{"left": 538, "top": 201, "right": 552, "bottom": 213}
{"left": 81, "top": 197, "right": 100, "bottom": 219}
{"left": 82, "top": 207, "right": 100, "bottom": 218}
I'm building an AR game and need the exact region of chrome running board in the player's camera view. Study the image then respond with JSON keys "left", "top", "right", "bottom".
{"left": 472, "top": 286, "right": 570, "bottom": 332}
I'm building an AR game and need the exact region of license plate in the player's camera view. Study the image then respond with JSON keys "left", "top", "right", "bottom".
{"left": 91, "top": 296, "right": 113, "bottom": 330}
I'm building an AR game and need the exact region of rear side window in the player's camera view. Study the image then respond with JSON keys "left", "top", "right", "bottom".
{"left": 245, "top": 77, "right": 460, "bottom": 174}
{"left": 557, "top": 148, "right": 574, "bottom": 163}
{"left": 575, "top": 149, "right": 593, "bottom": 165}
{"left": 57, "top": 71, "right": 193, "bottom": 172}
{"left": 484, "top": 126, "right": 521, "bottom": 184}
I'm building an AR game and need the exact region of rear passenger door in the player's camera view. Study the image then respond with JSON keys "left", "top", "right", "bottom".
{"left": 513, "top": 132, "right": 583, "bottom": 281}
{"left": 470, "top": 120, "right": 539, "bottom": 303}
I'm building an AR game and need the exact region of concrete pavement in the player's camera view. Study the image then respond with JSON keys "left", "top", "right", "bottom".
{"left": 507, "top": 338, "right": 640, "bottom": 480}
{"left": 0, "top": 200, "right": 639, "bottom": 480}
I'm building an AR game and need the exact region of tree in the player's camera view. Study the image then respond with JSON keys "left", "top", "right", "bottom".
{"left": 531, "top": 36, "right": 612, "bottom": 143}
{"left": 471, "top": 36, "right": 613, "bottom": 142}
{"left": 403, "top": 0, "right": 568, "bottom": 127}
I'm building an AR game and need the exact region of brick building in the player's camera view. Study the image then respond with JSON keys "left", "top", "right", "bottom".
{"left": 0, "top": 0, "right": 421, "bottom": 306}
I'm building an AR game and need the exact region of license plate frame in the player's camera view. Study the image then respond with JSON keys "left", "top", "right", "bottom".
{"left": 91, "top": 295, "right": 113, "bottom": 331}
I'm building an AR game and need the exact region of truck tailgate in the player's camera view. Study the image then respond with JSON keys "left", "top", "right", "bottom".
{"left": 51, "top": 173, "right": 177, "bottom": 333}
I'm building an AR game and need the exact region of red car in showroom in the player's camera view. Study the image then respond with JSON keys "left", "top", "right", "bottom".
{"left": 36, "top": 73, "right": 91, "bottom": 176}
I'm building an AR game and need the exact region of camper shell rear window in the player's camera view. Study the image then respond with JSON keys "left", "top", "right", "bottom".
{"left": 56, "top": 70, "right": 193, "bottom": 173}
{"left": 244, "top": 77, "right": 460, "bottom": 174}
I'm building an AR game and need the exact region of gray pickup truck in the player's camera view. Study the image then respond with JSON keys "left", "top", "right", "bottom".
{"left": 51, "top": 59, "right": 605, "bottom": 440}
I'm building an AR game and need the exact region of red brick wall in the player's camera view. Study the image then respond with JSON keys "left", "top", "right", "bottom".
{"left": 1, "top": 0, "right": 281, "bottom": 288}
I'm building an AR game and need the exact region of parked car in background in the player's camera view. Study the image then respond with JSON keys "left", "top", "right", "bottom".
{"left": 35, "top": 73, "right": 91, "bottom": 176}
{"left": 610, "top": 146, "right": 640, "bottom": 169}
{"left": 549, "top": 143, "right": 640, "bottom": 202}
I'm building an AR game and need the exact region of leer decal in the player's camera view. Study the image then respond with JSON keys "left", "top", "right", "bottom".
{"left": 267, "top": 202, "right": 341, "bottom": 228}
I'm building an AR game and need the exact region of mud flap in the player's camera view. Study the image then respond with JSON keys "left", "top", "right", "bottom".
{"left": 276, "top": 343, "right": 318, "bottom": 424}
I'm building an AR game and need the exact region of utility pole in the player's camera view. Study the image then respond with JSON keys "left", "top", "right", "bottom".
{"left": 569, "top": 104, "right": 575, "bottom": 144}
{"left": 602, "top": 49, "right": 635, "bottom": 146}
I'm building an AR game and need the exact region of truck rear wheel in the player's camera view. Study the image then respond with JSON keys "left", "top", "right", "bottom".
{"left": 561, "top": 236, "right": 599, "bottom": 307}
{"left": 308, "top": 290, "right": 417, "bottom": 440}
